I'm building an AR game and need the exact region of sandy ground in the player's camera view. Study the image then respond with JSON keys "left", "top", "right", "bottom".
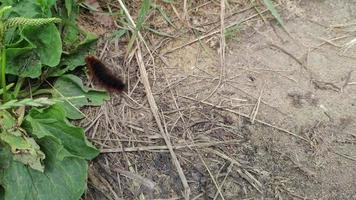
{"left": 82, "top": 0, "right": 356, "bottom": 199}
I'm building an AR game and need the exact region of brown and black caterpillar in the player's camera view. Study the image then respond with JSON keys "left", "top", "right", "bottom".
{"left": 85, "top": 56, "right": 125, "bottom": 93}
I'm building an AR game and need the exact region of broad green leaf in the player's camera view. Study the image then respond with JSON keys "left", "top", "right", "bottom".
{"left": 0, "top": 110, "right": 16, "bottom": 130}
{"left": 23, "top": 24, "right": 62, "bottom": 67}
{"left": 60, "top": 2, "right": 81, "bottom": 50}
{"left": 5, "top": 1, "right": 42, "bottom": 18}
{"left": 53, "top": 74, "right": 109, "bottom": 119}
{"left": 0, "top": 146, "right": 11, "bottom": 169}
{"left": 4, "top": 27, "right": 22, "bottom": 46}
{"left": 0, "top": 139, "right": 88, "bottom": 200}
{"left": 6, "top": 46, "right": 42, "bottom": 78}
{"left": 0, "top": 132, "right": 45, "bottom": 172}
{"left": 63, "top": 22, "right": 80, "bottom": 48}
{"left": 48, "top": 52, "right": 86, "bottom": 77}
{"left": 0, "top": 110, "right": 45, "bottom": 171}
{"left": 49, "top": 31, "right": 97, "bottom": 77}
{"left": 24, "top": 105, "right": 99, "bottom": 160}
{"left": 3, "top": 0, "right": 55, "bottom": 17}
{"left": 262, "top": 0, "right": 285, "bottom": 26}
{"left": 37, "top": 0, "right": 57, "bottom": 9}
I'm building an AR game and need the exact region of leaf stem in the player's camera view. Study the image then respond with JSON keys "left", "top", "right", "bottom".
{"left": 0, "top": 83, "right": 14, "bottom": 95}
{"left": 13, "top": 77, "right": 25, "bottom": 98}
{"left": 31, "top": 89, "right": 53, "bottom": 96}
{"left": 1, "top": 48, "right": 7, "bottom": 101}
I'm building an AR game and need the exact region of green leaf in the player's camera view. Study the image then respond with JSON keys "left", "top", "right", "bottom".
{"left": 111, "top": 29, "right": 127, "bottom": 40}
{"left": 23, "top": 23, "right": 62, "bottom": 67}
{"left": 0, "top": 146, "right": 11, "bottom": 170}
{"left": 24, "top": 105, "right": 99, "bottom": 160}
{"left": 60, "top": 2, "right": 82, "bottom": 50}
{"left": 0, "top": 132, "right": 45, "bottom": 172}
{"left": 0, "top": 110, "right": 45, "bottom": 172}
{"left": 0, "top": 144, "right": 88, "bottom": 200}
{"left": 65, "top": 0, "right": 74, "bottom": 17}
{"left": 37, "top": 0, "right": 57, "bottom": 10}
{"left": 137, "top": 0, "right": 151, "bottom": 31}
{"left": 6, "top": 46, "right": 42, "bottom": 78}
{"left": 63, "top": 22, "right": 80, "bottom": 48}
{"left": 153, "top": 4, "right": 176, "bottom": 29}
{"left": 53, "top": 74, "right": 109, "bottom": 119}
{"left": 1, "top": 106, "right": 98, "bottom": 199}
{"left": 0, "top": 110, "right": 16, "bottom": 130}
{"left": 262, "top": 0, "right": 285, "bottom": 26}
{"left": 49, "top": 32, "right": 97, "bottom": 77}
{"left": 5, "top": 1, "right": 42, "bottom": 18}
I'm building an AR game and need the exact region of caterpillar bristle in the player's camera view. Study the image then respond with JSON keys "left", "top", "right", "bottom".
{"left": 85, "top": 56, "right": 125, "bottom": 93}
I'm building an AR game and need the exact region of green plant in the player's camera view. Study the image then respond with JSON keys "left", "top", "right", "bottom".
{"left": 0, "top": 1, "right": 108, "bottom": 199}
{"left": 114, "top": 0, "right": 175, "bottom": 55}
{"left": 225, "top": 24, "right": 241, "bottom": 42}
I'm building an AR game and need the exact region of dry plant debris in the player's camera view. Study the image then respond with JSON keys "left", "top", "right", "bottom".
{"left": 81, "top": 0, "right": 356, "bottom": 199}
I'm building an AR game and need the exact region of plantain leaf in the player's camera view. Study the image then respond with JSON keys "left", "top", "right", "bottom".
{"left": 24, "top": 105, "right": 99, "bottom": 159}
{"left": 22, "top": 24, "right": 62, "bottom": 67}
{"left": 0, "top": 110, "right": 45, "bottom": 172}
{"left": 53, "top": 74, "right": 109, "bottom": 119}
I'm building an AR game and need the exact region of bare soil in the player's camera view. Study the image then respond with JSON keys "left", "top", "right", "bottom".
{"left": 82, "top": 0, "right": 356, "bottom": 199}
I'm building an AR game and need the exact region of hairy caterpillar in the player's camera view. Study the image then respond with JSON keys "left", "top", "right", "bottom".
{"left": 85, "top": 56, "right": 125, "bottom": 93}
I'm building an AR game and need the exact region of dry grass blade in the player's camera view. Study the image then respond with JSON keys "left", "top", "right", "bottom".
{"left": 330, "top": 149, "right": 356, "bottom": 162}
{"left": 342, "top": 37, "right": 356, "bottom": 53}
{"left": 196, "top": 149, "right": 226, "bottom": 200}
{"left": 250, "top": 84, "right": 264, "bottom": 124}
{"left": 136, "top": 44, "right": 190, "bottom": 199}
{"left": 88, "top": 167, "right": 122, "bottom": 200}
{"left": 213, "top": 163, "right": 233, "bottom": 200}
{"left": 100, "top": 140, "right": 241, "bottom": 153}
{"left": 202, "top": 0, "right": 226, "bottom": 101}
{"left": 206, "top": 149, "right": 262, "bottom": 193}
{"left": 183, "top": 0, "right": 188, "bottom": 20}
{"left": 114, "top": 169, "right": 156, "bottom": 190}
